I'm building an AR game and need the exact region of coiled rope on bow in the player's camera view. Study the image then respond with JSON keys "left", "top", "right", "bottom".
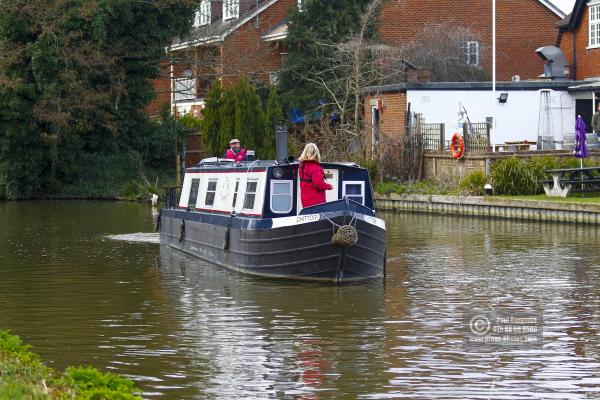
{"left": 321, "top": 213, "right": 359, "bottom": 247}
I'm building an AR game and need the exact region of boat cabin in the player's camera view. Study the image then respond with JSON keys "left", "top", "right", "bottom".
{"left": 177, "top": 159, "right": 375, "bottom": 219}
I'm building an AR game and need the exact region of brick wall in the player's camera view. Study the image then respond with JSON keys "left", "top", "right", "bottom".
{"left": 363, "top": 91, "right": 408, "bottom": 158}
{"left": 559, "top": 6, "right": 600, "bottom": 80}
{"left": 221, "top": 0, "right": 296, "bottom": 86}
{"left": 378, "top": 0, "right": 561, "bottom": 80}
{"left": 147, "top": 61, "right": 172, "bottom": 117}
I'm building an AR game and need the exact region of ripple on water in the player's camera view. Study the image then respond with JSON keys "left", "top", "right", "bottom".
{"left": 2, "top": 204, "right": 600, "bottom": 398}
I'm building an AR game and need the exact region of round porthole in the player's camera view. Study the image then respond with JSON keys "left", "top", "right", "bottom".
{"left": 273, "top": 167, "right": 284, "bottom": 179}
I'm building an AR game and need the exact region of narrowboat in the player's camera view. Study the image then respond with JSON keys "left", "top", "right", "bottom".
{"left": 158, "top": 151, "right": 386, "bottom": 284}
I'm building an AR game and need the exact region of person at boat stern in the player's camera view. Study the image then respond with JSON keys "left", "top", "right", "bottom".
{"left": 298, "top": 143, "right": 333, "bottom": 208}
{"left": 225, "top": 139, "right": 246, "bottom": 162}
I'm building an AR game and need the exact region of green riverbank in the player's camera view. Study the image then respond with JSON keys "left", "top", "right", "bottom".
{"left": 0, "top": 331, "right": 140, "bottom": 399}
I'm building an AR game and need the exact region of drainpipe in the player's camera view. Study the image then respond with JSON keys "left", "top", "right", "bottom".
{"left": 572, "top": 32, "right": 577, "bottom": 80}
{"left": 491, "top": 0, "right": 496, "bottom": 151}
{"left": 170, "top": 62, "right": 175, "bottom": 115}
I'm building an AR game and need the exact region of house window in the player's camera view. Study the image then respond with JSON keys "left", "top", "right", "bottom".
{"left": 223, "top": 0, "right": 239, "bottom": 20}
{"left": 590, "top": 3, "right": 600, "bottom": 48}
{"left": 460, "top": 41, "right": 479, "bottom": 66}
{"left": 298, "top": 0, "right": 304, "bottom": 11}
{"left": 205, "top": 179, "right": 217, "bottom": 207}
{"left": 243, "top": 180, "right": 258, "bottom": 210}
{"left": 188, "top": 178, "right": 201, "bottom": 209}
{"left": 174, "top": 77, "right": 196, "bottom": 102}
{"left": 232, "top": 179, "right": 240, "bottom": 208}
{"left": 269, "top": 71, "right": 279, "bottom": 85}
{"left": 342, "top": 181, "right": 365, "bottom": 205}
{"left": 270, "top": 180, "right": 293, "bottom": 214}
{"left": 194, "top": 0, "right": 211, "bottom": 27}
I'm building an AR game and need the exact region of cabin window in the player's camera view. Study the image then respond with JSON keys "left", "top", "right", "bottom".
{"left": 232, "top": 179, "right": 240, "bottom": 208}
{"left": 188, "top": 178, "right": 201, "bottom": 209}
{"left": 270, "top": 180, "right": 293, "bottom": 214}
{"left": 243, "top": 180, "right": 258, "bottom": 210}
{"left": 205, "top": 179, "right": 217, "bottom": 207}
{"left": 342, "top": 181, "right": 365, "bottom": 205}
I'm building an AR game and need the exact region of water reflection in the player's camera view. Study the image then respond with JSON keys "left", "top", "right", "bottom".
{"left": 2, "top": 202, "right": 600, "bottom": 398}
{"left": 157, "top": 247, "right": 386, "bottom": 398}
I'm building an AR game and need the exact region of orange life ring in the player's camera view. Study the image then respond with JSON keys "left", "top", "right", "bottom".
{"left": 450, "top": 133, "right": 465, "bottom": 159}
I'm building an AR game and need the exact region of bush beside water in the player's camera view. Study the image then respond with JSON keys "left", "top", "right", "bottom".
{"left": 375, "top": 156, "right": 599, "bottom": 197}
{"left": 458, "top": 171, "right": 487, "bottom": 196}
{"left": 490, "top": 156, "right": 599, "bottom": 195}
{"left": 0, "top": 330, "right": 140, "bottom": 399}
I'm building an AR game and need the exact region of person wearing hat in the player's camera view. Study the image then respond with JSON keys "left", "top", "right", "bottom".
{"left": 225, "top": 139, "right": 246, "bottom": 162}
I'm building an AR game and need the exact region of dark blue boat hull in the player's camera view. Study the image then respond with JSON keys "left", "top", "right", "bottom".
{"left": 159, "top": 208, "right": 386, "bottom": 284}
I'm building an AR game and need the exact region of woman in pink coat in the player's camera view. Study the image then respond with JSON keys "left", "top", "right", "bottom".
{"left": 298, "top": 143, "right": 333, "bottom": 208}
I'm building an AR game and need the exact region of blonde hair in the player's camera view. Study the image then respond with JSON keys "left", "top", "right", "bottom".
{"left": 298, "top": 143, "right": 322, "bottom": 163}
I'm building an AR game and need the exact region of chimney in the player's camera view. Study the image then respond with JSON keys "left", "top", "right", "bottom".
{"left": 275, "top": 124, "right": 288, "bottom": 162}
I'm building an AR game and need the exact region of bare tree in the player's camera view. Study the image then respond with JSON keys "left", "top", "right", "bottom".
{"left": 402, "top": 23, "right": 489, "bottom": 82}
{"left": 288, "top": 0, "right": 412, "bottom": 157}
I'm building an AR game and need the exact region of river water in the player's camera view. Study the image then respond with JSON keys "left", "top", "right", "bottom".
{"left": 1, "top": 201, "right": 600, "bottom": 399}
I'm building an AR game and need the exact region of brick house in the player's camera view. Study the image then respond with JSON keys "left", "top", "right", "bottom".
{"left": 557, "top": 0, "right": 600, "bottom": 80}
{"left": 148, "top": 0, "right": 298, "bottom": 117}
{"left": 555, "top": 0, "right": 600, "bottom": 129}
{"left": 149, "top": 0, "right": 565, "bottom": 118}
{"left": 378, "top": 0, "right": 565, "bottom": 81}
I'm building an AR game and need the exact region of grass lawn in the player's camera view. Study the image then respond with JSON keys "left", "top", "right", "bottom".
{"left": 497, "top": 193, "right": 600, "bottom": 204}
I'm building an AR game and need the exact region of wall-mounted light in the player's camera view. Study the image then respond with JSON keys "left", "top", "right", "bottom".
{"left": 498, "top": 93, "right": 509, "bottom": 103}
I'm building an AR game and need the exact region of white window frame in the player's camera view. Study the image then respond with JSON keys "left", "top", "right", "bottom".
{"left": 589, "top": 1, "right": 600, "bottom": 49}
{"left": 298, "top": 0, "right": 304, "bottom": 11}
{"left": 460, "top": 41, "right": 479, "bottom": 66}
{"left": 342, "top": 181, "right": 365, "bottom": 205}
{"left": 223, "top": 0, "right": 239, "bottom": 20}
{"left": 243, "top": 179, "right": 258, "bottom": 211}
{"left": 269, "top": 71, "right": 279, "bottom": 85}
{"left": 204, "top": 179, "right": 218, "bottom": 208}
{"left": 270, "top": 180, "right": 293, "bottom": 214}
{"left": 194, "top": 0, "right": 211, "bottom": 27}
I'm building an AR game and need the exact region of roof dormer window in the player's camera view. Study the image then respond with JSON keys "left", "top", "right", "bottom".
{"left": 194, "top": 0, "right": 211, "bottom": 27}
{"left": 223, "top": 0, "right": 239, "bottom": 20}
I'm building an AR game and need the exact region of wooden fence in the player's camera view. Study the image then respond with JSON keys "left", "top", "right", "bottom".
{"left": 462, "top": 122, "right": 491, "bottom": 153}
{"left": 410, "top": 113, "right": 445, "bottom": 151}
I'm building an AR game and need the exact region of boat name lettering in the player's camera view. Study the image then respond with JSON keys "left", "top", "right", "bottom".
{"left": 296, "top": 214, "right": 320, "bottom": 224}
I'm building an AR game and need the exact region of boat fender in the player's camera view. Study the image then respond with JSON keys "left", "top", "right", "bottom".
{"left": 179, "top": 219, "right": 185, "bottom": 243}
{"left": 223, "top": 218, "right": 232, "bottom": 251}
{"left": 332, "top": 225, "right": 358, "bottom": 247}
